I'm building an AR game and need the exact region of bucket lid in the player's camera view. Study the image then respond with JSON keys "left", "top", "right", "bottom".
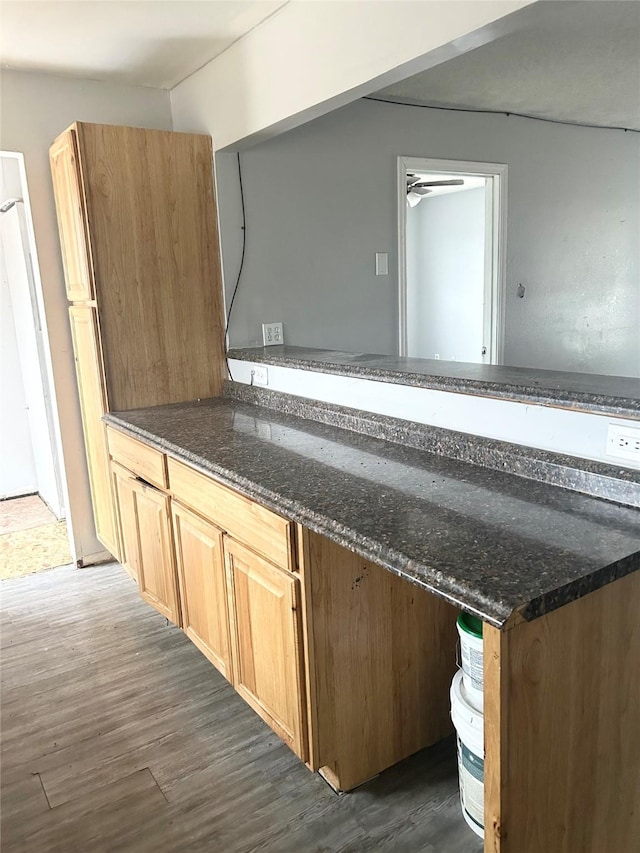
{"left": 450, "top": 670, "right": 484, "bottom": 744}
{"left": 457, "top": 611, "right": 483, "bottom": 639}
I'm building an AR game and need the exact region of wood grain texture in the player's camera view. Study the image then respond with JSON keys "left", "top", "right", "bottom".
{"left": 484, "top": 570, "right": 640, "bottom": 853}
{"left": 296, "top": 524, "right": 321, "bottom": 771}
{"left": 483, "top": 624, "right": 505, "bottom": 853}
{"left": 110, "top": 462, "right": 138, "bottom": 580}
{"left": 74, "top": 122, "right": 226, "bottom": 410}
{"left": 225, "top": 537, "right": 308, "bottom": 761}
{"left": 68, "top": 306, "right": 118, "bottom": 556}
{"left": 107, "top": 425, "right": 168, "bottom": 490}
{"left": 171, "top": 501, "right": 232, "bottom": 681}
{"left": 168, "top": 457, "right": 295, "bottom": 571}
{"left": 1, "top": 562, "right": 481, "bottom": 853}
{"left": 49, "top": 128, "right": 94, "bottom": 302}
{"left": 300, "top": 529, "right": 459, "bottom": 792}
{"left": 132, "top": 481, "right": 181, "bottom": 627}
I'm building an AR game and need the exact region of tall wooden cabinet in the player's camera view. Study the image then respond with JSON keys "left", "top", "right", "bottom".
{"left": 50, "top": 122, "right": 226, "bottom": 561}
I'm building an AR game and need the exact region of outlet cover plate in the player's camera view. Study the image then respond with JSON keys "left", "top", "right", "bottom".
{"left": 262, "top": 322, "right": 284, "bottom": 346}
{"left": 251, "top": 365, "right": 269, "bottom": 386}
{"left": 606, "top": 424, "right": 640, "bottom": 466}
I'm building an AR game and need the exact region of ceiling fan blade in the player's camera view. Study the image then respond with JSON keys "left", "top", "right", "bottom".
{"left": 411, "top": 179, "right": 465, "bottom": 189}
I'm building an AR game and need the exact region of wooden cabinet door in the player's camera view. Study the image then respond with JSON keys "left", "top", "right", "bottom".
{"left": 68, "top": 306, "right": 118, "bottom": 556}
{"left": 111, "top": 462, "right": 139, "bottom": 580}
{"left": 50, "top": 129, "right": 94, "bottom": 302}
{"left": 133, "top": 480, "right": 181, "bottom": 626}
{"left": 225, "top": 537, "right": 307, "bottom": 760}
{"left": 171, "top": 502, "right": 231, "bottom": 679}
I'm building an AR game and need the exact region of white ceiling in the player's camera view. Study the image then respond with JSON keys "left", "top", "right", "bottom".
{"left": 374, "top": 1, "right": 640, "bottom": 131}
{"left": 0, "top": 0, "right": 288, "bottom": 89}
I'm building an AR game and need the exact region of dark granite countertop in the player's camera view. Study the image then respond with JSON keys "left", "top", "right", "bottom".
{"left": 105, "top": 397, "right": 640, "bottom": 630}
{"left": 228, "top": 346, "right": 640, "bottom": 419}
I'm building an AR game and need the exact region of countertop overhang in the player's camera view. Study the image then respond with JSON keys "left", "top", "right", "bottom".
{"left": 105, "top": 397, "right": 640, "bottom": 629}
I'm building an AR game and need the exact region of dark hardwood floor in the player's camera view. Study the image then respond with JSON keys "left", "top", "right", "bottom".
{"left": 1, "top": 562, "right": 482, "bottom": 852}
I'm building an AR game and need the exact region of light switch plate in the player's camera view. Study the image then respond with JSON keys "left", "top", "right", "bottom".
{"left": 375, "top": 252, "right": 389, "bottom": 276}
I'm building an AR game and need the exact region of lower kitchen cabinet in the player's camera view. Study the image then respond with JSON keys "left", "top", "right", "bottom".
{"left": 132, "top": 479, "right": 181, "bottom": 626}
{"left": 107, "top": 425, "right": 457, "bottom": 792}
{"left": 225, "top": 537, "right": 308, "bottom": 761}
{"left": 171, "top": 502, "right": 232, "bottom": 681}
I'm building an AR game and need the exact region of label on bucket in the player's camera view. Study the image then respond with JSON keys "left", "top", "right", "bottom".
{"left": 461, "top": 643, "right": 484, "bottom": 691}
{"left": 457, "top": 737, "right": 484, "bottom": 829}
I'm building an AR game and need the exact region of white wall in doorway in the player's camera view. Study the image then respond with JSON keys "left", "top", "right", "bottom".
{"left": 0, "top": 172, "right": 64, "bottom": 516}
{"left": 0, "top": 247, "right": 37, "bottom": 498}
{"left": 406, "top": 186, "right": 486, "bottom": 362}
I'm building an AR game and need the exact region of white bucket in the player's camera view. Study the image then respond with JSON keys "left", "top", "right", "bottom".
{"left": 456, "top": 612, "right": 484, "bottom": 711}
{"left": 450, "top": 669, "right": 484, "bottom": 839}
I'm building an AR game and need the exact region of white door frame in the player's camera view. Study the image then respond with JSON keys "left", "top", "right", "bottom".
{"left": 1, "top": 151, "right": 68, "bottom": 522}
{"left": 397, "top": 156, "right": 507, "bottom": 364}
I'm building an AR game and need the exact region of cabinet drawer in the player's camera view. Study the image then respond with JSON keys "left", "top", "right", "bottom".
{"left": 167, "top": 457, "right": 295, "bottom": 572}
{"left": 107, "top": 426, "right": 167, "bottom": 489}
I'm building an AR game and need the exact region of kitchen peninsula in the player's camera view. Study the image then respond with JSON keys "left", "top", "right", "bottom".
{"left": 105, "top": 386, "right": 640, "bottom": 853}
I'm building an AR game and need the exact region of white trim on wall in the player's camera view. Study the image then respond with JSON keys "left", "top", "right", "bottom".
{"left": 397, "top": 156, "right": 508, "bottom": 364}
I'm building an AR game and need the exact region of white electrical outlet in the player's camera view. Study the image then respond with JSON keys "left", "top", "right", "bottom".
{"left": 262, "top": 322, "right": 284, "bottom": 346}
{"left": 606, "top": 424, "right": 640, "bottom": 465}
{"left": 250, "top": 365, "right": 269, "bottom": 386}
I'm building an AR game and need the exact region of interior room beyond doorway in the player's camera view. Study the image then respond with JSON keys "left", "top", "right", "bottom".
{"left": 399, "top": 157, "right": 506, "bottom": 365}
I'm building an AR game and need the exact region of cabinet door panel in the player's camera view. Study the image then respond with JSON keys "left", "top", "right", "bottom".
{"left": 172, "top": 502, "right": 231, "bottom": 679}
{"left": 111, "top": 462, "right": 139, "bottom": 580}
{"left": 134, "top": 482, "right": 180, "bottom": 626}
{"left": 68, "top": 306, "right": 118, "bottom": 556}
{"left": 225, "top": 538, "right": 307, "bottom": 760}
{"left": 50, "top": 129, "right": 94, "bottom": 302}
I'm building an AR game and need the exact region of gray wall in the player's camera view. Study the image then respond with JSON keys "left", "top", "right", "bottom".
{"left": 407, "top": 187, "right": 486, "bottom": 362}
{"left": 216, "top": 98, "right": 639, "bottom": 376}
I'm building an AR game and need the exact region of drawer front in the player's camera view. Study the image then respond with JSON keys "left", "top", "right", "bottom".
{"left": 168, "top": 457, "right": 295, "bottom": 572}
{"left": 107, "top": 426, "right": 167, "bottom": 489}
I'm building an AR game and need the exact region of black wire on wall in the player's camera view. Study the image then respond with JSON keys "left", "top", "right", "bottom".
{"left": 362, "top": 96, "right": 639, "bottom": 134}
{"left": 224, "top": 152, "right": 247, "bottom": 381}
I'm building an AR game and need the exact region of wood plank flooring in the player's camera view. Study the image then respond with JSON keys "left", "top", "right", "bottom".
{"left": 1, "top": 562, "right": 482, "bottom": 852}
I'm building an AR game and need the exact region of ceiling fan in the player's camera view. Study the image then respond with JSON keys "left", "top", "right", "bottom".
{"left": 406, "top": 175, "right": 464, "bottom": 207}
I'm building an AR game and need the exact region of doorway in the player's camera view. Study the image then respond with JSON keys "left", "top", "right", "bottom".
{"left": 1, "top": 151, "right": 71, "bottom": 577}
{"left": 397, "top": 157, "right": 507, "bottom": 364}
